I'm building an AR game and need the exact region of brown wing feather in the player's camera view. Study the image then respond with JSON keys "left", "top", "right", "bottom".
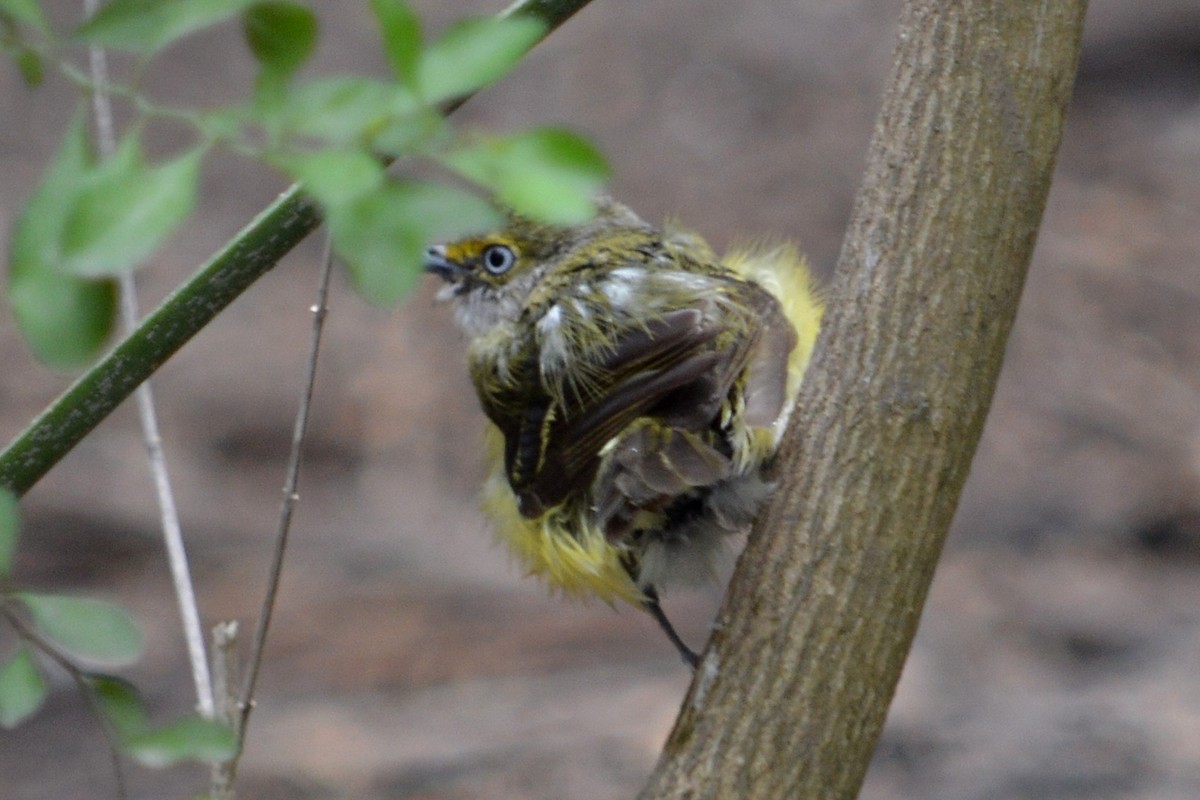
{"left": 511, "top": 302, "right": 759, "bottom": 517}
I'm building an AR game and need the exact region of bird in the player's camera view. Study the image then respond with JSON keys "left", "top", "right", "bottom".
{"left": 425, "top": 198, "right": 821, "bottom": 666}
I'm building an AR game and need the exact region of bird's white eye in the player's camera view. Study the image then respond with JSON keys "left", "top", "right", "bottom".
{"left": 482, "top": 244, "right": 516, "bottom": 275}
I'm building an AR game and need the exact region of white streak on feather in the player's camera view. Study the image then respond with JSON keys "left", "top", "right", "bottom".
{"left": 537, "top": 304, "right": 569, "bottom": 372}
{"left": 655, "top": 271, "right": 719, "bottom": 293}
{"left": 600, "top": 272, "right": 638, "bottom": 308}
{"left": 610, "top": 266, "right": 646, "bottom": 282}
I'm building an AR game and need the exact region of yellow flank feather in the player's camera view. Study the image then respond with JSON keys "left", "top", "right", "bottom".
{"left": 722, "top": 242, "right": 824, "bottom": 407}
{"left": 481, "top": 427, "right": 642, "bottom": 605}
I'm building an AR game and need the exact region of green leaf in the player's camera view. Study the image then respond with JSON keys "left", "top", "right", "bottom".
{"left": 272, "top": 149, "right": 384, "bottom": 209}
{"left": 19, "top": 593, "right": 142, "bottom": 667}
{"left": 243, "top": 2, "right": 316, "bottom": 82}
{"left": 443, "top": 128, "right": 609, "bottom": 223}
{"left": 125, "top": 716, "right": 237, "bottom": 766}
{"left": 369, "top": 0, "right": 421, "bottom": 86}
{"left": 196, "top": 105, "right": 248, "bottom": 142}
{"left": 88, "top": 674, "right": 147, "bottom": 739}
{"left": 7, "top": 110, "right": 117, "bottom": 368}
{"left": 7, "top": 268, "right": 117, "bottom": 368}
{"left": 0, "top": 647, "right": 46, "bottom": 728}
{"left": 328, "top": 180, "right": 500, "bottom": 306}
{"left": 416, "top": 15, "right": 544, "bottom": 103}
{"left": 0, "top": 0, "right": 48, "bottom": 31}
{"left": 0, "top": 489, "right": 18, "bottom": 578}
{"left": 369, "top": 108, "right": 444, "bottom": 157}
{"left": 276, "top": 77, "right": 418, "bottom": 144}
{"left": 244, "top": 2, "right": 317, "bottom": 112}
{"left": 90, "top": 678, "right": 238, "bottom": 764}
{"left": 0, "top": 0, "right": 48, "bottom": 84}
{"left": 60, "top": 144, "right": 203, "bottom": 277}
{"left": 10, "top": 109, "right": 91, "bottom": 268}
{"left": 77, "top": 0, "right": 258, "bottom": 54}
{"left": 14, "top": 47, "right": 43, "bottom": 86}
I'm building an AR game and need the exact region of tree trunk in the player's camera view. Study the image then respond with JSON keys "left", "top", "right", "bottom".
{"left": 639, "top": 1, "right": 1088, "bottom": 798}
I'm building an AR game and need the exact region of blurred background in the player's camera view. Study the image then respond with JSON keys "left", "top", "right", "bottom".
{"left": 3, "top": 0, "right": 1200, "bottom": 797}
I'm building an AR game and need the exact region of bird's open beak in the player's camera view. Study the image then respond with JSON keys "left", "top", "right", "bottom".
{"left": 424, "top": 245, "right": 462, "bottom": 282}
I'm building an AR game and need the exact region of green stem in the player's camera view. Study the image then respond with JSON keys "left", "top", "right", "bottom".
{"left": 0, "top": 0, "right": 597, "bottom": 497}
{"left": 1, "top": 186, "right": 321, "bottom": 496}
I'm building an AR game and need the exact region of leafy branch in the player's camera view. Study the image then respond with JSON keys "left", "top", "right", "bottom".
{"left": 0, "top": 0, "right": 602, "bottom": 498}
{"left": 0, "top": 0, "right": 601, "bottom": 795}
{"left": 0, "top": 490, "right": 235, "bottom": 792}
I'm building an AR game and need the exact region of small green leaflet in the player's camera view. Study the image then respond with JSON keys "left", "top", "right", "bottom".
{"left": 125, "top": 717, "right": 237, "bottom": 766}
{"left": 88, "top": 673, "right": 147, "bottom": 739}
{"left": 7, "top": 111, "right": 116, "bottom": 368}
{"left": 59, "top": 142, "right": 203, "bottom": 277}
{"left": 0, "top": 647, "right": 45, "bottom": 728}
{"left": 77, "top": 0, "right": 259, "bottom": 55}
{"left": 416, "top": 16, "right": 544, "bottom": 104}
{"left": 369, "top": 0, "right": 421, "bottom": 87}
{"left": 443, "top": 128, "right": 609, "bottom": 224}
{"left": 244, "top": 2, "right": 316, "bottom": 77}
{"left": 329, "top": 180, "right": 501, "bottom": 306}
{"left": 272, "top": 149, "right": 384, "bottom": 209}
{"left": 0, "top": 0, "right": 48, "bottom": 31}
{"left": 244, "top": 0, "right": 317, "bottom": 107}
{"left": 18, "top": 593, "right": 143, "bottom": 667}
{"left": 274, "top": 77, "right": 419, "bottom": 145}
{"left": 88, "top": 675, "right": 237, "bottom": 765}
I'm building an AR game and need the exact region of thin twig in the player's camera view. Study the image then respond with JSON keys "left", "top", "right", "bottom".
{"left": 209, "top": 621, "right": 240, "bottom": 799}
{"left": 230, "top": 233, "right": 336, "bottom": 778}
{"left": 1, "top": 601, "right": 128, "bottom": 800}
{"left": 82, "top": 0, "right": 215, "bottom": 720}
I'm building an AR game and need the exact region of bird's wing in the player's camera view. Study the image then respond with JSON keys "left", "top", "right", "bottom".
{"left": 503, "top": 290, "right": 766, "bottom": 518}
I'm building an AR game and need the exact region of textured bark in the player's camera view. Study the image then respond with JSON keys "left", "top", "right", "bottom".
{"left": 639, "top": 2, "right": 1088, "bottom": 798}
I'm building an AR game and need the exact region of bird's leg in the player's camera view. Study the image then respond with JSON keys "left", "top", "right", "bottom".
{"left": 642, "top": 585, "right": 699, "bottom": 669}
